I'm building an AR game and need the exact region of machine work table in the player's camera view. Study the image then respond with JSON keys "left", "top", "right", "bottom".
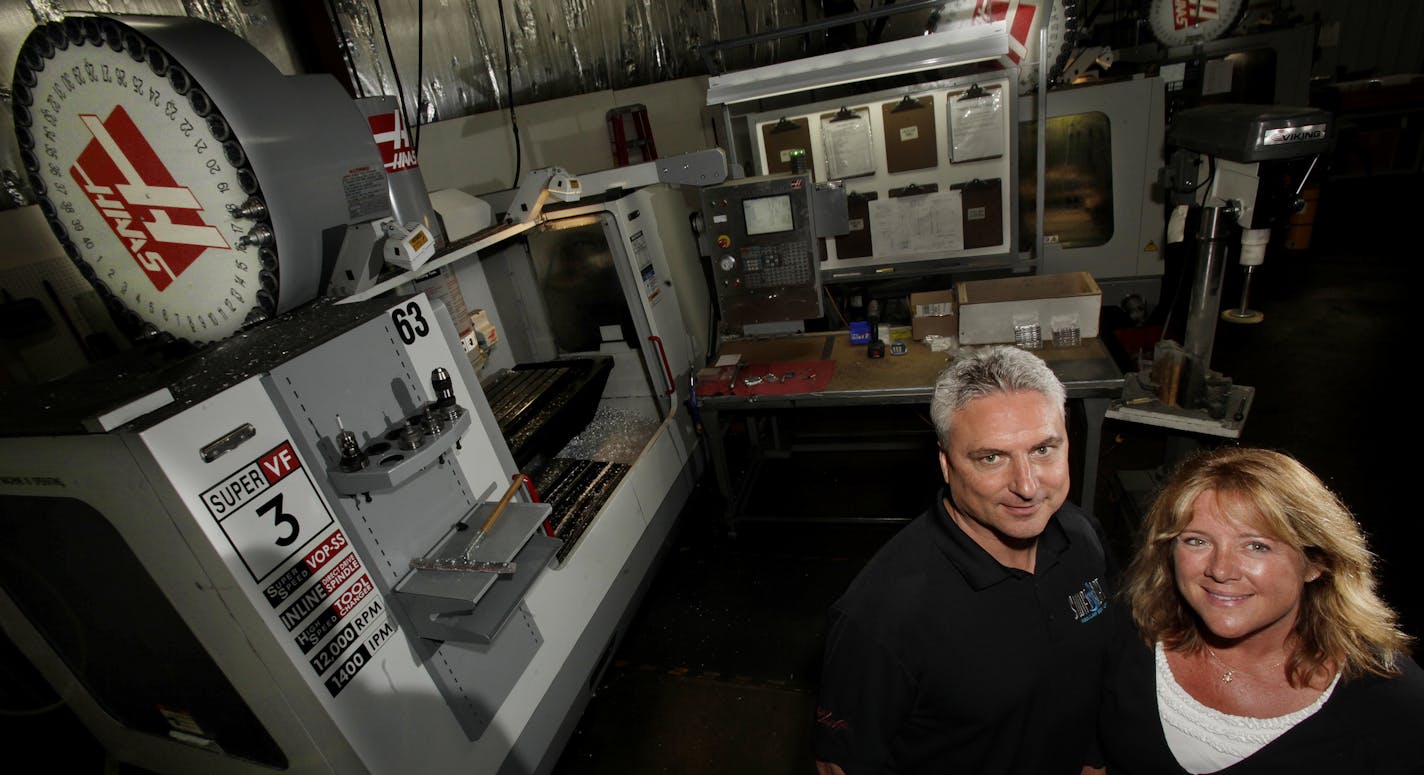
{"left": 695, "top": 331, "right": 1124, "bottom": 533}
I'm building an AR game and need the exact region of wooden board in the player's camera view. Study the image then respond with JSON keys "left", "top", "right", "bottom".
{"left": 714, "top": 333, "right": 1115, "bottom": 396}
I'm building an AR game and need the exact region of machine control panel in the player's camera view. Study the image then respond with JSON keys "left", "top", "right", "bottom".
{"left": 699, "top": 173, "right": 822, "bottom": 327}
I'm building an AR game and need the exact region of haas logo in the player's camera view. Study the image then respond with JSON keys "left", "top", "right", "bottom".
{"left": 1173, "top": 0, "right": 1220, "bottom": 29}
{"left": 368, "top": 110, "right": 419, "bottom": 173}
{"left": 70, "top": 105, "right": 228, "bottom": 292}
{"left": 972, "top": 1, "right": 1041, "bottom": 65}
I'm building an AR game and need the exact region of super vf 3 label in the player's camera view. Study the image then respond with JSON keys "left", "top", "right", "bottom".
{"left": 201, "top": 440, "right": 335, "bottom": 583}
{"left": 200, "top": 438, "right": 396, "bottom": 698}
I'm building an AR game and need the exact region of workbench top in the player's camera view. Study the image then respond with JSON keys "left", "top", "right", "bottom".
{"left": 705, "top": 331, "right": 1123, "bottom": 401}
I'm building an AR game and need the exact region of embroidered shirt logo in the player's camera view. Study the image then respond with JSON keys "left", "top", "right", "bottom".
{"left": 1068, "top": 577, "right": 1106, "bottom": 622}
{"left": 815, "top": 707, "right": 849, "bottom": 731}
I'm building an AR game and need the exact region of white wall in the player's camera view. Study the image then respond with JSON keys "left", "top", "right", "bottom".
{"left": 416, "top": 76, "right": 719, "bottom": 196}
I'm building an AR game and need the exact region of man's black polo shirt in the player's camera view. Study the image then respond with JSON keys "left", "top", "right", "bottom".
{"left": 813, "top": 489, "right": 1114, "bottom": 774}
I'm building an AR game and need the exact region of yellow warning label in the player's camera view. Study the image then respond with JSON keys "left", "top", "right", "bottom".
{"left": 1144, "top": 241, "right": 1158, "bottom": 252}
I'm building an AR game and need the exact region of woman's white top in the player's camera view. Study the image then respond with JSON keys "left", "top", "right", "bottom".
{"left": 1154, "top": 641, "right": 1340, "bottom": 774}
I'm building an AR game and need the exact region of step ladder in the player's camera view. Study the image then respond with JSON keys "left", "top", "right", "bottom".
{"left": 607, "top": 104, "right": 658, "bottom": 166}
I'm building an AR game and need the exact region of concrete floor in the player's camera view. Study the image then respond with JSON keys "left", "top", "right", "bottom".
{"left": 2, "top": 175, "right": 1417, "bottom": 774}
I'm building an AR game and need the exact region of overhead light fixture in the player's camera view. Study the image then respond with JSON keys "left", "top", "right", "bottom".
{"left": 706, "top": 21, "right": 1011, "bottom": 106}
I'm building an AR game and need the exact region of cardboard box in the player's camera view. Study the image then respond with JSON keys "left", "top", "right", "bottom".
{"left": 956, "top": 271, "right": 1101, "bottom": 345}
{"left": 910, "top": 289, "right": 957, "bottom": 341}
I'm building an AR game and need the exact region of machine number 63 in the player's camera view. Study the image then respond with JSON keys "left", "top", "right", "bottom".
{"left": 391, "top": 300, "right": 431, "bottom": 344}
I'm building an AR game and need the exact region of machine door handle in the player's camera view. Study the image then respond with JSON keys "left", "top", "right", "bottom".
{"left": 648, "top": 335, "right": 676, "bottom": 396}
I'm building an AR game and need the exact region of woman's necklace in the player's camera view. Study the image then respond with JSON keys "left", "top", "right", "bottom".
{"left": 1205, "top": 647, "right": 1286, "bottom": 683}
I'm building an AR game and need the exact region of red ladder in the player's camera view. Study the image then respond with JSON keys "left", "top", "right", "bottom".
{"left": 607, "top": 104, "right": 658, "bottom": 166}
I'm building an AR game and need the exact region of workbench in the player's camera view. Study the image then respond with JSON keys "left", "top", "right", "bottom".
{"left": 695, "top": 331, "right": 1124, "bottom": 534}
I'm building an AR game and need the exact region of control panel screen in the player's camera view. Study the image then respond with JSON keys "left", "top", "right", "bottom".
{"left": 743, "top": 194, "right": 794, "bottom": 236}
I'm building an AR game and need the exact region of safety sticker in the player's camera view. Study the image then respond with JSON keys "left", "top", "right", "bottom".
{"left": 641, "top": 263, "right": 661, "bottom": 302}
{"left": 632, "top": 230, "right": 661, "bottom": 304}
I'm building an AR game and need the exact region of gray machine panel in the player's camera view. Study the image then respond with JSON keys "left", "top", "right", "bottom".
{"left": 261, "top": 297, "right": 549, "bottom": 741}
{"left": 699, "top": 173, "right": 823, "bottom": 326}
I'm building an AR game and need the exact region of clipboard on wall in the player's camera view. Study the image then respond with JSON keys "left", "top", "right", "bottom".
{"left": 881, "top": 95, "right": 937, "bottom": 173}
{"left": 887, "top": 182, "right": 940, "bottom": 198}
{"left": 761, "top": 117, "right": 814, "bottom": 175}
{"left": 819, "top": 107, "right": 876, "bottom": 180}
{"left": 834, "top": 191, "right": 878, "bottom": 259}
{"left": 951, "top": 178, "right": 1003, "bottom": 249}
{"left": 947, "top": 83, "right": 1005, "bottom": 163}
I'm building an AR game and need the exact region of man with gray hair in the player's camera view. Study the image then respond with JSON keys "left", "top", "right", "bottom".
{"left": 813, "top": 345, "right": 1114, "bottom": 775}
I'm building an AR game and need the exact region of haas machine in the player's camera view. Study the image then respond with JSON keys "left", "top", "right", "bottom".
{"left": 0, "top": 13, "right": 722, "bottom": 774}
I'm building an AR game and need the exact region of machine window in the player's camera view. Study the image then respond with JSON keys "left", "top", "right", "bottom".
{"left": 1019, "top": 111, "right": 1115, "bottom": 249}
{"left": 529, "top": 222, "right": 635, "bottom": 354}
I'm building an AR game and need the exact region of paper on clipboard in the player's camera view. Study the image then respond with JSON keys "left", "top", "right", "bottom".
{"left": 949, "top": 86, "right": 1004, "bottom": 162}
{"left": 869, "top": 190, "right": 964, "bottom": 257}
{"left": 821, "top": 108, "right": 876, "bottom": 179}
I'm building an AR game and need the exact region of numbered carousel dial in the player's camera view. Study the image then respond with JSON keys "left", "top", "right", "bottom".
{"left": 12, "top": 16, "right": 283, "bottom": 344}
{"left": 1148, "top": 0, "right": 1249, "bottom": 47}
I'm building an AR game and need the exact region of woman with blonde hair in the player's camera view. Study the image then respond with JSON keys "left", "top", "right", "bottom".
{"left": 1099, "top": 446, "right": 1424, "bottom": 774}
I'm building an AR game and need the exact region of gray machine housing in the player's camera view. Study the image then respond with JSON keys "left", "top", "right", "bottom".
{"left": 1025, "top": 76, "right": 1169, "bottom": 319}
{"left": 0, "top": 282, "right": 706, "bottom": 773}
{"left": 0, "top": 297, "right": 544, "bottom": 754}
